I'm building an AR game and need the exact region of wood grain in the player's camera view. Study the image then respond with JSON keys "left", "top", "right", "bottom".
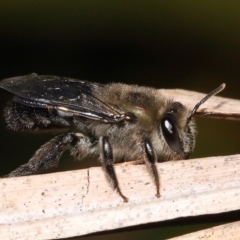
{"left": 1, "top": 154, "right": 240, "bottom": 239}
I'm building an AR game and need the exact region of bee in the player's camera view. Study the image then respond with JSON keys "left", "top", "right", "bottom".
{"left": 0, "top": 73, "right": 225, "bottom": 202}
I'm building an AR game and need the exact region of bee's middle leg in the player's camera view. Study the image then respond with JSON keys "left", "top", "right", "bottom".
{"left": 100, "top": 136, "right": 128, "bottom": 202}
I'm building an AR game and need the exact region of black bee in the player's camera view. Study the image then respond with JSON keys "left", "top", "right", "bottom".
{"left": 0, "top": 73, "right": 225, "bottom": 202}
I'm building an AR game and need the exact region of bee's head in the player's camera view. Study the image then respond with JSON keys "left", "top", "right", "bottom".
{"left": 159, "top": 83, "right": 225, "bottom": 160}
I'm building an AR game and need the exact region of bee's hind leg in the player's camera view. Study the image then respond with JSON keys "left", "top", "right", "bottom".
{"left": 5, "top": 133, "right": 95, "bottom": 177}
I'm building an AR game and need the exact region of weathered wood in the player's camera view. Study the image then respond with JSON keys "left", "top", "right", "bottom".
{"left": 1, "top": 154, "right": 240, "bottom": 239}
{"left": 170, "top": 220, "right": 240, "bottom": 240}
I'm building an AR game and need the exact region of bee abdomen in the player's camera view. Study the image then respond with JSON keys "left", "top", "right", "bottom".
{"left": 4, "top": 101, "right": 72, "bottom": 131}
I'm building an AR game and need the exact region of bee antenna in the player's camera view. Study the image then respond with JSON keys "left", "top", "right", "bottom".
{"left": 187, "top": 83, "right": 226, "bottom": 124}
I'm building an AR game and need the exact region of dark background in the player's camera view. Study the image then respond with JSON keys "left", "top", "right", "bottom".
{"left": 0, "top": 1, "right": 240, "bottom": 239}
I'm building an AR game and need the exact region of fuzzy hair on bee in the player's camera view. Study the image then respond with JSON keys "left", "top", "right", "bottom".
{"left": 0, "top": 73, "right": 225, "bottom": 202}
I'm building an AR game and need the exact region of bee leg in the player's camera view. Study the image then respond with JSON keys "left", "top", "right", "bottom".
{"left": 100, "top": 136, "right": 128, "bottom": 202}
{"left": 144, "top": 139, "right": 161, "bottom": 198}
{"left": 5, "top": 133, "right": 93, "bottom": 177}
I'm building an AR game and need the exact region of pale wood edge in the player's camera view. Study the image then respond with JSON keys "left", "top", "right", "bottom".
{"left": 169, "top": 220, "right": 240, "bottom": 240}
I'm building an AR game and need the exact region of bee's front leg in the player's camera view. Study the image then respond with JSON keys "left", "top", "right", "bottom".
{"left": 4, "top": 133, "right": 94, "bottom": 177}
{"left": 144, "top": 139, "right": 160, "bottom": 198}
{"left": 100, "top": 136, "right": 128, "bottom": 202}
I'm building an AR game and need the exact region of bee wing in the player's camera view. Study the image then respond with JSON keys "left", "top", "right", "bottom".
{"left": 0, "top": 73, "right": 123, "bottom": 122}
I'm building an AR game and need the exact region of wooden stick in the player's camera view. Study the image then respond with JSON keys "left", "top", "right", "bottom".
{"left": 1, "top": 154, "right": 240, "bottom": 239}
{"left": 170, "top": 220, "right": 240, "bottom": 240}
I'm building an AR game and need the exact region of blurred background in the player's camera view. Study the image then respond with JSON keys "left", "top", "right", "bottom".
{"left": 0, "top": 1, "right": 240, "bottom": 239}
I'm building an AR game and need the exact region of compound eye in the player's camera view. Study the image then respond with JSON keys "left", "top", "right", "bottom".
{"left": 161, "top": 116, "right": 182, "bottom": 153}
